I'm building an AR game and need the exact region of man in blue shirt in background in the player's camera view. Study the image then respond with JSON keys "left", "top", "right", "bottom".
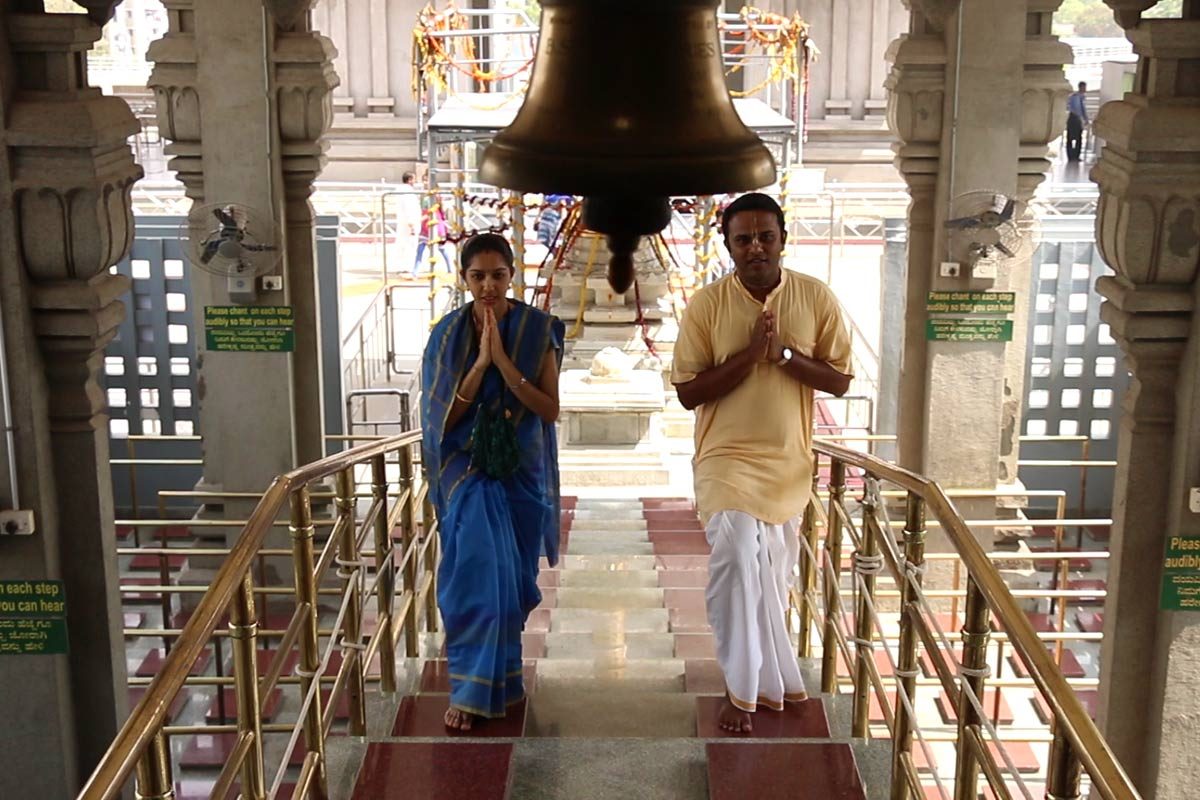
{"left": 1066, "top": 81, "right": 1089, "bottom": 163}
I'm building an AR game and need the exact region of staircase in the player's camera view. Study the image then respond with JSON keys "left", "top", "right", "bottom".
{"left": 343, "top": 495, "right": 888, "bottom": 800}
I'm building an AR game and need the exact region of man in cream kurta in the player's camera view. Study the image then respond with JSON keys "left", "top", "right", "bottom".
{"left": 671, "top": 192, "right": 853, "bottom": 733}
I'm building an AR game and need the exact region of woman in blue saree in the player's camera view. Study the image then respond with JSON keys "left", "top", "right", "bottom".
{"left": 420, "top": 233, "right": 564, "bottom": 730}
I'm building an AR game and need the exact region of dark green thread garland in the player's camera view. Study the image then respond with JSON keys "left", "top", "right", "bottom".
{"left": 470, "top": 405, "right": 521, "bottom": 480}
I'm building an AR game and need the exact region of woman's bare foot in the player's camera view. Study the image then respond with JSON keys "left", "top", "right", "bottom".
{"left": 717, "top": 696, "right": 753, "bottom": 733}
{"left": 444, "top": 707, "right": 475, "bottom": 731}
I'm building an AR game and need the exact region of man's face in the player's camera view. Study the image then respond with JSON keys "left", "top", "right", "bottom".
{"left": 725, "top": 209, "right": 785, "bottom": 289}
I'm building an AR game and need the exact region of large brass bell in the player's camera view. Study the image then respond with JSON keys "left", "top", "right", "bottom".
{"left": 479, "top": 0, "right": 776, "bottom": 293}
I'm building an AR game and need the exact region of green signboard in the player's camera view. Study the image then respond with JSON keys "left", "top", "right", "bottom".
{"left": 0, "top": 580, "right": 68, "bottom": 655}
{"left": 926, "top": 291, "right": 1016, "bottom": 314}
{"left": 204, "top": 306, "right": 295, "bottom": 353}
{"left": 1161, "top": 536, "right": 1200, "bottom": 611}
{"left": 926, "top": 318, "right": 1014, "bottom": 342}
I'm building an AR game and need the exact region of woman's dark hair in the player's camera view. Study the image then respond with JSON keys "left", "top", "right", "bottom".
{"left": 459, "top": 232, "right": 515, "bottom": 276}
{"left": 720, "top": 192, "right": 787, "bottom": 241}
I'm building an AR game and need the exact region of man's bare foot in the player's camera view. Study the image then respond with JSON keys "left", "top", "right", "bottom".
{"left": 444, "top": 707, "right": 475, "bottom": 731}
{"left": 717, "top": 696, "right": 753, "bottom": 733}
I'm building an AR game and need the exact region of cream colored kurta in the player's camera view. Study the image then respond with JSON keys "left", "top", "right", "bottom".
{"left": 670, "top": 269, "right": 854, "bottom": 525}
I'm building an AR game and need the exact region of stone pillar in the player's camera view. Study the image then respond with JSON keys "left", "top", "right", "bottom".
{"left": 147, "top": 0, "right": 334, "bottom": 504}
{"left": 276, "top": 14, "right": 338, "bottom": 466}
{"left": 1000, "top": 0, "right": 1072, "bottom": 483}
{"left": 0, "top": 5, "right": 141, "bottom": 794}
{"left": 1091, "top": 4, "right": 1200, "bottom": 796}
{"left": 885, "top": 7, "right": 946, "bottom": 474}
{"left": 887, "top": 0, "right": 1067, "bottom": 497}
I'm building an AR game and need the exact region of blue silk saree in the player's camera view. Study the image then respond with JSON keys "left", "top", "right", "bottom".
{"left": 420, "top": 300, "right": 564, "bottom": 717}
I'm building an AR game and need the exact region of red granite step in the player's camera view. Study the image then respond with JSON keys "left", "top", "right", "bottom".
{"left": 128, "top": 687, "right": 188, "bottom": 723}
{"left": 658, "top": 570, "right": 709, "bottom": 588}
{"left": 935, "top": 689, "right": 1014, "bottom": 725}
{"left": 391, "top": 694, "right": 527, "bottom": 737}
{"left": 1032, "top": 688, "right": 1098, "bottom": 722}
{"left": 128, "top": 552, "right": 188, "bottom": 571}
{"left": 675, "top": 633, "right": 717, "bottom": 659}
{"left": 1008, "top": 648, "right": 1086, "bottom": 679}
{"left": 206, "top": 688, "right": 282, "bottom": 723}
{"left": 684, "top": 659, "right": 726, "bottom": 693}
{"left": 707, "top": 742, "right": 864, "bottom": 800}
{"left": 418, "top": 660, "right": 537, "bottom": 694}
{"left": 135, "top": 647, "right": 213, "bottom": 678}
{"left": 697, "top": 696, "right": 831, "bottom": 738}
{"left": 352, "top": 742, "right": 514, "bottom": 799}
{"left": 1075, "top": 610, "right": 1104, "bottom": 633}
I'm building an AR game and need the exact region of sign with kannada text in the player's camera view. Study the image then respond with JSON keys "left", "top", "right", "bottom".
{"left": 1161, "top": 536, "right": 1200, "bottom": 611}
{"left": 0, "top": 580, "right": 68, "bottom": 655}
{"left": 204, "top": 306, "right": 295, "bottom": 352}
{"left": 926, "top": 291, "right": 1016, "bottom": 314}
{"left": 925, "top": 318, "right": 1014, "bottom": 342}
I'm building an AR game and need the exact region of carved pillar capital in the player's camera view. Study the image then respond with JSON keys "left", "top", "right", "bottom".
{"left": 275, "top": 29, "right": 338, "bottom": 191}
{"left": 900, "top": 0, "right": 961, "bottom": 32}
{"left": 1092, "top": 16, "right": 1200, "bottom": 289}
{"left": 884, "top": 33, "right": 946, "bottom": 188}
{"left": 147, "top": 0, "right": 204, "bottom": 200}
{"left": 8, "top": 12, "right": 141, "bottom": 283}
{"left": 264, "top": 0, "right": 316, "bottom": 32}
{"left": 1101, "top": 0, "right": 1161, "bottom": 30}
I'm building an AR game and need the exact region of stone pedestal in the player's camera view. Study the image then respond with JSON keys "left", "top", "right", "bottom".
{"left": 545, "top": 231, "right": 680, "bottom": 376}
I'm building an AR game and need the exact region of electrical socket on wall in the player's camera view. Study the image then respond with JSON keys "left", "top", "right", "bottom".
{"left": 0, "top": 510, "right": 35, "bottom": 536}
{"left": 1190, "top": 487, "right": 1200, "bottom": 514}
{"left": 939, "top": 262, "right": 961, "bottom": 278}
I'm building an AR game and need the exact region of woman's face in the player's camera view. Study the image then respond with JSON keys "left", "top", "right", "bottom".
{"left": 462, "top": 249, "right": 514, "bottom": 308}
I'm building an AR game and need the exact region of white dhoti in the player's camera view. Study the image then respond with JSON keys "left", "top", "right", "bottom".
{"left": 704, "top": 509, "right": 806, "bottom": 712}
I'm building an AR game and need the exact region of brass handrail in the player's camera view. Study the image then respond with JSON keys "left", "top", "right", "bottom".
{"left": 80, "top": 430, "right": 425, "bottom": 800}
{"left": 808, "top": 440, "right": 1138, "bottom": 800}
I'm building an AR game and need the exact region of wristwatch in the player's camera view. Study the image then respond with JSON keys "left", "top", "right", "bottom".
{"left": 776, "top": 346, "right": 793, "bottom": 367}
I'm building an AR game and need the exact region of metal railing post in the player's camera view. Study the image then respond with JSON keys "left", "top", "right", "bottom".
{"left": 852, "top": 484, "right": 880, "bottom": 738}
{"left": 821, "top": 458, "right": 847, "bottom": 694}
{"left": 289, "top": 487, "right": 328, "bottom": 798}
{"left": 228, "top": 571, "right": 266, "bottom": 800}
{"left": 1046, "top": 720, "right": 1084, "bottom": 800}
{"left": 134, "top": 730, "right": 175, "bottom": 800}
{"left": 336, "top": 468, "right": 368, "bottom": 736}
{"left": 422, "top": 477, "right": 440, "bottom": 633}
{"left": 797, "top": 474, "right": 819, "bottom": 659}
{"left": 399, "top": 446, "right": 419, "bottom": 656}
{"left": 953, "top": 575, "right": 992, "bottom": 800}
{"left": 372, "top": 454, "right": 398, "bottom": 691}
{"left": 890, "top": 492, "right": 926, "bottom": 800}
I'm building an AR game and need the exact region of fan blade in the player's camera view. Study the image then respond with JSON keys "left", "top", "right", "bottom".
{"left": 199, "top": 238, "right": 221, "bottom": 264}
{"left": 944, "top": 216, "right": 980, "bottom": 229}
{"left": 999, "top": 198, "right": 1015, "bottom": 221}
{"left": 995, "top": 241, "right": 1015, "bottom": 258}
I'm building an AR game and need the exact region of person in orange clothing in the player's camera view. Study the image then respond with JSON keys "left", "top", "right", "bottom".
{"left": 671, "top": 192, "right": 854, "bottom": 734}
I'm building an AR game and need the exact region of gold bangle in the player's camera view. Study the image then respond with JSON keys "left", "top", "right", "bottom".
{"left": 454, "top": 390, "right": 472, "bottom": 404}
